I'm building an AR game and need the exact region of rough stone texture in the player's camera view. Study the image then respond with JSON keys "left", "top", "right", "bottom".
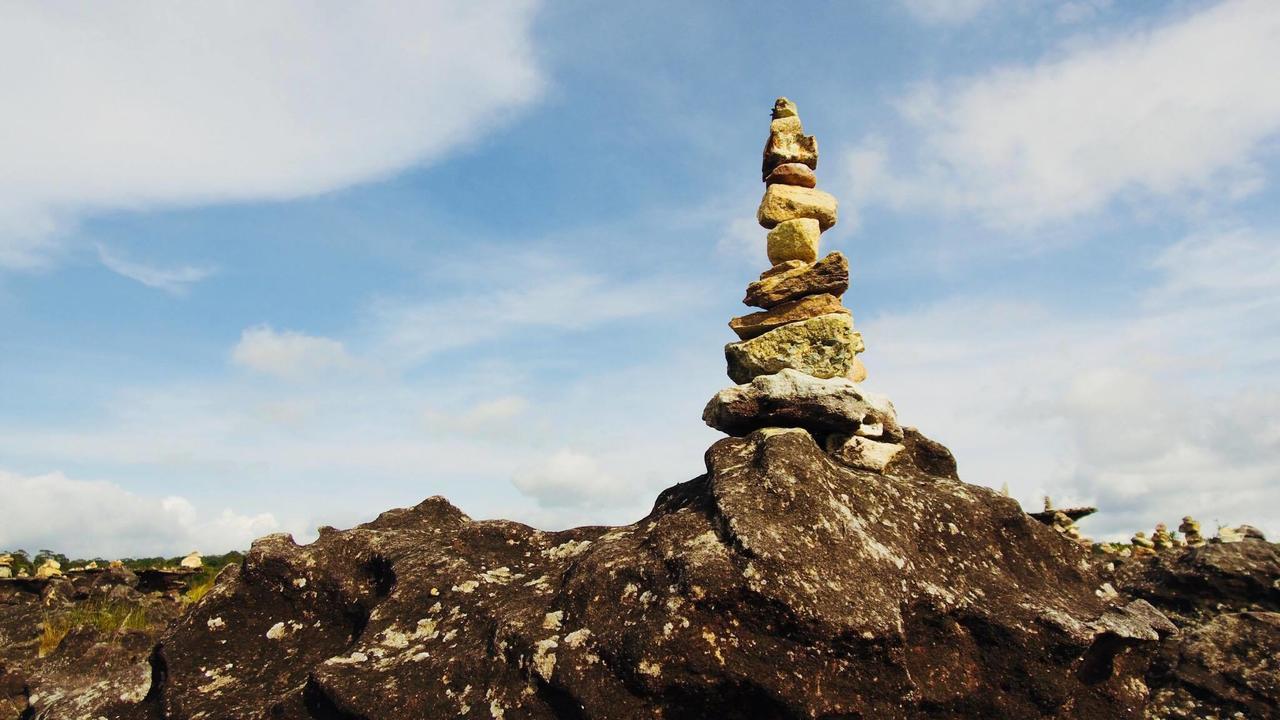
{"left": 1105, "top": 538, "right": 1280, "bottom": 719}
{"left": 702, "top": 368, "right": 900, "bottom": 438}
{"left": 744, "top": 251, "right": 848, "bottom": 309}
{"left": 725, "top": 313, "right": 862, "bottom": 384}
{"left": 120, "top": 429, "right": 1175, "bottom": 719}
{"left": 764, "top": 162, "right": 817, "bottom": 188}
{"left": 826, "top": 434, "right": 906, "bottom": 471}
{"left": 762, "top": 116, "right": 818, "bottom": 181}
{"left": 757, "top": 183, "right": 837, "bottom": 230}
{"left": 760, "top": 258, "right": 807, "bottom": 280}
{"left": 729, "top": 293, "right": 847, "bottom": 340}
{"left": 765, "top": 217, "right": 821, "bottom": 265}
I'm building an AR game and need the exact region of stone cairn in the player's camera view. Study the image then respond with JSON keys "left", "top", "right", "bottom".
{"left": 704, "top": 98, "right": 903, "bottom": 472}
{"left": 0, "top": 554, "right": 11, "bottom": 579}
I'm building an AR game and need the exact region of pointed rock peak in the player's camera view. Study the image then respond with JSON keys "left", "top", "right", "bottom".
{"left": 772, "top": 96, "right": 799, "bottom": 119}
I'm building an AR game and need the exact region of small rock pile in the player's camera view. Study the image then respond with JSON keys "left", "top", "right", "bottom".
{"left": 705, "top": 98, "right": 903, "bottom": 473}
{"left": 0, "top": 554, "right": 11, "bottom": 579}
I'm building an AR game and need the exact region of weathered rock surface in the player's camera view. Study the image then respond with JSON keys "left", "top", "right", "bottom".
{"left": 724, "top": 313, "right": 861, "bottom": 384}
{"left": 729, "top": 292, "right": 847, "bottom": 340}
{"left": 702, "top": 368, "right": 898, "bottom": 438}
{"left": 757, "top": 183, "right": 837, "bottom": 230}
{"left": 1101, "top": 539, "right": 1280, "bottom": 719}
{"left": 743, "top": 251, "right": 848, "bottom": 309}
{"left": 765, "top": 217, "right": 820, "bottom": 265}
{"left": 121, "top": 428, "right": 1177, "bottom": 719}
{"left": 761, "top": 114, "right": 818, "bottom": 181}
{"left": 764, "top": 162, "right": 816, "bottom": 188}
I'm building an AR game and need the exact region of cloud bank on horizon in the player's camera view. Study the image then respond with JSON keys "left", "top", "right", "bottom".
{"left": 1, "top": 0, "right": 1277, "bottom": 557}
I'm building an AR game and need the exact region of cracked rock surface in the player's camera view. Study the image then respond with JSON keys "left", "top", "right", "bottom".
{"left": 119, "top": 429, "right": 1176, "bottom": 719}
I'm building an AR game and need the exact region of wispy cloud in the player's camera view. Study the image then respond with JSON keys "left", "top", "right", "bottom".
{"left": 899, "top": 0, "right": 996, "bottom": 24}
{"left": 0, "top": 1, "right": 544, "bottom": 269}
{"left": 848, "top": 0, "right": 1280, "bottom": 230}
{"left": 97, "top": 244, "right": 215, "bottom": 295}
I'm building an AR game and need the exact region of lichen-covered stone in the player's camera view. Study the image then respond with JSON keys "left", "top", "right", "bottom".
{"left": 120, "top": 429, "right": 1178, "bottom": 718}
{"left": 765, "top": 162, "right": 817, "bottom": 188}
{"left": 724, "top": 313, "right": 861, "bottom": 384}
{"left": 702, "top": 368, "right": 897, "bottom": 437}
{"left": 744, "top": 251, "right": 848, "bottom": 309}
{"left": 729, "top": 293, "right": 847, "bottom": 340}
{"left": 758, "top": 183, "right": 837, "bottom": 230}
{"left": 766, "top": 217, "right": 821, "bottom": 264}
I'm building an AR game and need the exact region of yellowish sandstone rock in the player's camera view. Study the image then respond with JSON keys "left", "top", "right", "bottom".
{"left": 766, "top": 218, "right": 821, "bottom": 264}
{"left": 757, "top": 184, "right": 837, "bottom": 230}
{"left": 846, "top": 356, "right": 868, "bottom": 382}
{"left": 765, "top": 162, "right": 817, "bottom": 188}
{"left": 725, "top": 313, "right": 861, "bottom": 384}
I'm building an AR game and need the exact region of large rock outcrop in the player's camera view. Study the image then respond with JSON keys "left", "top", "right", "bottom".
{"left": 123, "top": 428, "right": 1174, "bottom": 719}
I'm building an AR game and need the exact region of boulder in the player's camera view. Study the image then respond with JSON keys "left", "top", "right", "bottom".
{"left": 765, "top": 217, "right": 821, "bottom": 264}
{"left": 702, "top": 368, "right": 899, "bottom": 437}
{"left": 724, "top": 313, "right": 862, "bottom": 384}
{"left": 757, "top": 183, "right": 837, "bottom": 230}
{"left": 728, "top": 292, "right": 847, "bottom": 340}
{"left": 764, "top": 162, "right": 817, "bottom": 188}
{"left": 130, "top": 429, "right": 1172, "bottom": 719}
{"left": 762, "top": 115, "right": 818, "bottom": 180}
{"left": 743, "top": 251, "right": 848, "bottom": 309}
{"left": 1146, "top": 612, "right": 1280, "bottom": 719}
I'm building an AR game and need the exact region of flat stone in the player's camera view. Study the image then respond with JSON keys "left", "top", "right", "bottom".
{"left": 766, "top": 218, "right": 820, "bottom": 264}
{"left": 724, "top": 313, "right": 862, "bottom": 384}
{"left": 762, "top": 117, "right": 818, "bottom": 181}
{"left": 744, "top": 252, "right": 848, "bottom": 309}
{"left": 758, "top": 184, "right": 837, "bottom": 230}
{"left": 760, "top": 259, "right": 808, "bottom": 280}
{"left": 702, "top": 368, "right": 896, "bottom": 437}
{"left": 825, "top": 435, "right": 906, "bottom": 472}
{"left": 765, "top": 163, "right": 817, "bottom": 188}
{"left": 729, "top": 293, "right": 848, "bottom": 340}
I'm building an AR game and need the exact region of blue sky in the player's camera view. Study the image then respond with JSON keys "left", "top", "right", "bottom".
{"left": 2, "top": 0, "right": 1278, "bottom": 556}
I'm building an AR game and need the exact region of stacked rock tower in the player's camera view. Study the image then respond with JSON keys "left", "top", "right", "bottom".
{"left": 705, "top": 98, "right": 905, "bottom": 472}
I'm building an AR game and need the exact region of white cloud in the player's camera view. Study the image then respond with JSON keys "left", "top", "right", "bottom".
{"left": 512, "top": 449, "right": 636, "bottom": 509}
{"left": 97, "top": 244, "right": 215, "bottom": 295}
{"left": 900, "top": 0, "right": 997, "bottom": 24}
{"left": 0, "top": 1, "right": 543, "bottom": 269}
{"left": 231, "top": 325, "right": 355, "bottom": 380}
{"left": 862, "top": 226, "right": 1280, "bottom": 540}
{"left": 850, "top": 0, "right": 1280, "bottom": 229}
{"left": 0, "top": 469, "right": 279, "bottom": 557}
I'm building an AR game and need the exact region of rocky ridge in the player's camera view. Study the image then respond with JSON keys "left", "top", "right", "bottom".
{"left": 1, "top": 98, "right": 1277, "bottom": 719}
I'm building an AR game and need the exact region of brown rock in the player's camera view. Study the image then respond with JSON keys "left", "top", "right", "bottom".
{"left": 765, "top": 162, "right": 817, "bottom": 188}
{"left": 762, "top": 115, "right": 818, "bottom": 180}
{"left": 127, "top": 428, "right": 1173, "bottom": 719}
{"left": 760, "top": 259, "right": 807, "bottom": 280}
{"left": 729, "top": 293, "right": 848, "bottom": 340}
{"left": 744, "top": 251, "right": 848, "bottom": 309}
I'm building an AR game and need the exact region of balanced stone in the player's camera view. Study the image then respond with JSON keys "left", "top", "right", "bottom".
{"left": 825, "top": 434, "right": 905, "bottom": 472}
{"left": 762, "top": 98, "right": 818, "bottom": 180}
{"left": 729, "top": 293, "right": 847, "bottom": 340}
{"left": 1179, "top": 516, "right": 1206, "bottom": 547}
{"left": 767, "top": 218, "right": 821, "bottom": 264}
{"left": 744, "top": 252, "right": 848, "bottom": 309}
{"left": 725, "top": 313, "right": 862, "bottom": 384}
{"left": 761, "top": 259, "right": 807, "bottom": 279}
{"left": 702, "top": 368, "right": 898, "bottom": 437}
{"left": 758, "top": 184, "right": 837, "bottom": 230}
{"left": 765, "top": 162, "right": 817, "bottom": 188}
{"left": 181, "top": 552, "right": 204, "bottom": 569}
